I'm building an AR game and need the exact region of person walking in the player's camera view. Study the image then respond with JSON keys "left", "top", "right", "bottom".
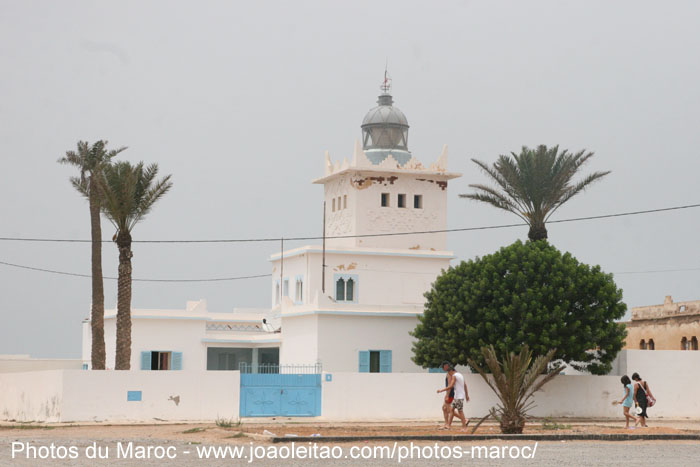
{"left": 615, "top": 375, "right": 639, "bottom": 429}
{"left": 632, "top": 372, "right": 654, "bottom": 427}
{"left": 438, "top": 361, "right": 456, "bottom": 430}
{"left": 437, "top": 365, "right": 470, "bottom": 431}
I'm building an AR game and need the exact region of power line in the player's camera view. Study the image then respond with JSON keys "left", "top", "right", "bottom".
{"left": 614, "top": 267, "right": 700, "bottom": 275}
{"left": 1, "top": 202, "right": 699, "bottom": 244}
{"left": 3, "top": 256, "right": 700, "bottom": 284}
{"left": 0, "top": 260, "right": 270, "bottom": 283}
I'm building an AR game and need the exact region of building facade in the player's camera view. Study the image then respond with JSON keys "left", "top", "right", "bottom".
{"left": 624, "top": 295, "right": 700, "bottom": 351}
{"left": 83, "top": 79, "right": 460, "bottom": 374}
{"left": 82, "top": 300, "right": 280, "bottom": 370}
{"left": 272, "top": 82, "right": 460, "bottom": 372}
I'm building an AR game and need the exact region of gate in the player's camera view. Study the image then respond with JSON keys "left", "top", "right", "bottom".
{"left": 239, "top": 364, "right": 322, "bottom": 417}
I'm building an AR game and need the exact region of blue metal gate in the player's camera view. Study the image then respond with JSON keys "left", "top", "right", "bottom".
{"left": 239, "top": 364, "right": 322, "bottom": 417}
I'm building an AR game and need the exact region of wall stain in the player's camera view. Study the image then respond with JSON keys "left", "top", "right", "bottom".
{"left": 350, "top": 176, "right": 399, "bottom": 190}
{"left": 416, "top": 178, "right": 448, "bottom": 190}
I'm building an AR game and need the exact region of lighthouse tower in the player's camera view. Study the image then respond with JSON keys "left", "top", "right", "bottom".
{"left": 271, "top": 76, "right": 461, "bottom": 373}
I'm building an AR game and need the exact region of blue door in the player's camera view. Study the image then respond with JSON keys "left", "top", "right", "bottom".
{"left": 240, "top": 369, "right": 321, "bottom": 417}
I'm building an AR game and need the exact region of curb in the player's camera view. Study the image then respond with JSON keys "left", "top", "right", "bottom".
{"left": 271, "top": 433, "right": 700, "bottom": 443}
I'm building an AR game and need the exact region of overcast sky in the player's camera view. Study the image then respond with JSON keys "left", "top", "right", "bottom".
{"left": 2, "top": 0, "right": 700, "bottom": 358}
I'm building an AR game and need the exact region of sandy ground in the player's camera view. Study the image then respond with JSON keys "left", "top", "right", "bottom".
{"left": 1, "top": 418, "right": 698, "bottom": 442}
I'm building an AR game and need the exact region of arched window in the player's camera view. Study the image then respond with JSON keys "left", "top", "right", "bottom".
{"left": 691, "top": 336, "right": 699, "bottom": 351}
{"left": 336, "top": 278, "right": 345, "bottom": 301}
{"left": 681, "top": 337, "right": 688, "bottom": 350}
{"left": 648, "top": 339, "right": 655, "bottom": 350}
{"left": 639, "top": 339, "right": 647, "bottom": 350}
{"left": 334, "top": 274, "right": 358, "bottom": 302}
{"left": 346, "top": 278, "right": 355, "bottom": 301}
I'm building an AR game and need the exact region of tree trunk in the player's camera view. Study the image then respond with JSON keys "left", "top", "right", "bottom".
{"left": 527, "top": 223, "right": 548, "bottom": 241}
{"left": 88, "top": 186, "right": 106, "bottom": 370}
{"left": 114, "top": 231, "right": 133, "bottom": 370}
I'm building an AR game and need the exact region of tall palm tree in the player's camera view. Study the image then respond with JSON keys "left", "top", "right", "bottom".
{"left": 461, "top": 145, "right": 610, "bottom": 241}
{"left": 100, "top": 161, "right": 172, "bottom": 370}
{"left": 58, "top": 140, "right": 126, "bottom": 370}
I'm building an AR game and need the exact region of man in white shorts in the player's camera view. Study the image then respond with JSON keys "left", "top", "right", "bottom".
{"left": 437, "top": 364, "right": 470, "bottom": 430}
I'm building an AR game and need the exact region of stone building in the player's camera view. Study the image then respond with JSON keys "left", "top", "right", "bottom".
{"left": 624, "top": 295, "right": 700, "bottom": 350}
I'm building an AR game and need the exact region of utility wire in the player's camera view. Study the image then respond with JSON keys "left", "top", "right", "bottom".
{"left": 2, "top": 257, "right": 700, "bottom": 283}
{"left": 0, "top": 260, "right": 270, "bottom": 283}
{"left": 1, "top": 202, "right": 699, "bottom": 244}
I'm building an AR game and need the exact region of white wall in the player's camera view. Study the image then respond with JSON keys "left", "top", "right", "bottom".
{"left": 321, "top": 372, "right": 498, "bottom": 420}
{"left": 280, "top": 314, "right": 318, "bottom": 365}
{"left": 98, "top": 317, "right": 206, "bottom": 371}
{"left": 321, "top": 368, "right": 700, "bottom": 420}
{"left": 0, "top": 357, "right": 83, "bottom": 373}
{"left": 316, "top": 314, "right": 425, "bottom": 372}
{"left": 0, "top": 370, "right": 64, "bottom": 422}
{"left": 0, "top": 370, "right": 240, "bottom": 422}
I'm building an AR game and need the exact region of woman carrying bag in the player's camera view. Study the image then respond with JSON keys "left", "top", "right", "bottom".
{"left": 632, "top": 372, "right": 655, "bottom": 427}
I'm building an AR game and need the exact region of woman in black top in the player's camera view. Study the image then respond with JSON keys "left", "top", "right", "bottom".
{"left": 632, "top": 372, "right": 654, "bottom": 427}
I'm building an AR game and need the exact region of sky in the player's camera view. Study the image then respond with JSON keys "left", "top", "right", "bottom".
{"left": 1, "top": 0, "right": 700, "bottom": 358}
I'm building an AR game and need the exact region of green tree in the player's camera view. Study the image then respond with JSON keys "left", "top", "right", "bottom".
{"left": 461, "top": 145, "right": 609, "bottom": 241}
{"left": 100, "top": 161, "right": 172, "bottom": 370}
{"left": 469, "top": 345, "right": 562, "bottom": 434}
{"left": 58, "top": 140, "right": 126, "bottom": 370}
{"left": 411, "top": 240, "right": 627, "bottom": 375}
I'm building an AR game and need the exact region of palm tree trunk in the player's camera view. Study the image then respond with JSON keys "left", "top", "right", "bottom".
{"left": 89, "top": 189, "right": 106, "bottom": 370}
{"left": 528, "top": 223, "right": 548, "bottom": 241}
{"left": 114, "top": 231, "right": 133, "bottom": 370}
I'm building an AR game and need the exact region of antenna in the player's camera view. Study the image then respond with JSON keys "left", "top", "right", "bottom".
{"left": 380, "top": 59, "right": 392, "bottom": 93}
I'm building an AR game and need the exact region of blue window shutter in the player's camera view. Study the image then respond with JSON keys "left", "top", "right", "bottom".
{"left": 358, "top": 351, "right": 369, "bottom": 373}
{"left": 140, "top": 351, "right": 151, "bottom": 370}
{"left": 172, "top": 352, "right": 183, "bottom": 370}
{"left": 379, "top": 350, "right": 392, "bottom": 373}
{"left": 429, "top": 367, "right": 446, "bottom": 373}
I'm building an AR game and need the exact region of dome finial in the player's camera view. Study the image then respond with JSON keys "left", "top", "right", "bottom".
{"left": 380, "top": 61, "right": 392, "bottom": 94}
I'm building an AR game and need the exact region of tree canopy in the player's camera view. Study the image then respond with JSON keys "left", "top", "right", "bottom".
{"left": 411, "top": 240, "right": 627, "bottom": 375}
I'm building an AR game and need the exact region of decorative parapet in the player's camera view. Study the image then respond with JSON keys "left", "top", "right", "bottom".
{"left": 631, "top": 295, "right": 700, "bottom": 321}
{"left": 206, "top": 323, "right": 266, "bottom": 333}
{"left": 323, "top": 140, "right": 451, "bottom": 177}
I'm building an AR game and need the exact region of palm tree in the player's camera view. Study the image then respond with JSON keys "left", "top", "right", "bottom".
{"left": 468, "top": 345, "right": 563, "bottom": 434}
{"left": 58, "top": 141, "right": 126, "bottom": 370}
{"left": 461, "top": 145, "right": 610, "bottom": 241}
{"left": 100, "top": 161, "right": 172, "bottom": 370}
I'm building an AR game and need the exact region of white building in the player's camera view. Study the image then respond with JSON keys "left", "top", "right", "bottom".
{"left": 83, "top": 80, "right": 461, "bottom": 373}
{"left": 83, "top": 300, "right": 281, "bottom": 371}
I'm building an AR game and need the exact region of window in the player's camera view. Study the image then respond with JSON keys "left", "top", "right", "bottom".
{"left": 358, "top": 350, "right": 392, "bottom": 373}
{"left": 274, "top": 282, "right": 280, "bottom": 305}
{"left": 207, "top": 347, "right": 252, "bottom": 371}
{"left": 681, "top": 337, "right": 688, "bottom": 350}
{"left": 639, "top": 339, "right": 647, "bottom": 350}
{"left": 381, "top": 193, "right": 390, "bottom": 207}
{"left": 692, "top": 336, "right": 699, "bottom": 351}
{"left": 283, "top": 279, "right": 289, "bottom": 297}
{"left": 336, "top": 278, "right": 345, "bottom": 301}
{"left": 398, "top": 193, "right": 406, "bottom": 208}
{"left": 343, "top": 194, "right": 347, "bottom": 209}
{"left": 141, "top": 351, "right": 182, "bottom": 370}
{"left": 648, "top": 339, "right": 655, "bottom": 350}
{"left": 334, "top": 274, "right": 357, "bottom": 302}
{"left": 332, "top": 198, "right": 336, "bottom": 212}
{"left": 295, "top": 277, "right": 303, "bottom": 303}
{"left": 338, "top": 197, "right": 342, "bottom": 209}
{"left": 414, "top": 194, "right": 423, "bottom": 209}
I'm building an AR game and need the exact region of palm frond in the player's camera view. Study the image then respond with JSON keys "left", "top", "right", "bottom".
{"left": 99, "top": 160, "right": 173, "bottom": 237}
{"left": 463, "top": 146, "right": 609, "bottom": 240}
